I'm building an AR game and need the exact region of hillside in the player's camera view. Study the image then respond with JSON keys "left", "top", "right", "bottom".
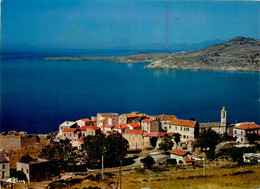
{"left": 42, "top": 37, "right": 260, "bottom": 71}
{"left": 145, "top": 37, "right": 260, "bottom": 71}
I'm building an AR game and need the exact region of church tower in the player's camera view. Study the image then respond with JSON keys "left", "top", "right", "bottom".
{"left": 221, "top": 106, "right": 227, "bottom": 127}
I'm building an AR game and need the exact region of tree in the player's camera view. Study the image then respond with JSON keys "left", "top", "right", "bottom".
{"left": 82, "top": 133, "right": 129, "bottom": 168}
{"left": 141, "top": 155, "right": 155, "bottom": 169}
{"left": 150, "top": 137, "right": 158, "bottom": 148}
{"left": 246, "top": 133, "right": 260, "bottom": 144}
{"left": 173, "top": 133, "right": 181, "bottom": 146}
{"left": 159, "top": 134, "right": 174, "bottom": 152}
{"left": 104, "top": 133, "right": 129, "bottom": 167}
{"left": 196, "top": 130, "right": 220, "bottom": 159}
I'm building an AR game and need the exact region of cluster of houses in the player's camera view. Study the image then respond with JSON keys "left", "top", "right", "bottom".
{"left": 0, "top": 107, "right": 260, "bottom": 183}
{"left": 55, "top": 107, "right": 260, "bottom": 153}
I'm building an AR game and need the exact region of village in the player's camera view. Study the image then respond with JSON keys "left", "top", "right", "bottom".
{"left": 0, "top": 107, "right": 260, "bottom": 188}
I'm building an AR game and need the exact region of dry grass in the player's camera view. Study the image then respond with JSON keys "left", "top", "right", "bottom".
{"left": 70, "top": 162, "right": 260, "bottom": 189}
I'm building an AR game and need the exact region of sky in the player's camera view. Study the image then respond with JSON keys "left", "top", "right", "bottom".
{"left": 1, "top": 0, "right": 259, "bottom": 50}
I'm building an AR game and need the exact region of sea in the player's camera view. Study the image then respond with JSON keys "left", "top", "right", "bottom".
{"left": 0, "top": 50, "right": 259, "bottom": 134}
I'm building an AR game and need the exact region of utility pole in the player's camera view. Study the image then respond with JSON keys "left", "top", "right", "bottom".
{"left": 102, "top": 154, "right": 104, "bottom": 180}
{"left": 203, "top": 154, "right": 205, "bottom": 176}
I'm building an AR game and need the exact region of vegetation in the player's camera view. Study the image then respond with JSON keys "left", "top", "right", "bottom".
{"left": 173, "top": 133, "right": 181, "bottom": 146}
{"left": 159, "top": 134, "right": 174, "bottom": 152}
{"left": 82, "top": 133, "right": 129, "bottom": 168}
{"left": 246, "top": 133, "right": 260, "bottom": 144}
{"left": 140, "top": 155, "right": 155, "bottom": 169}
{"left": 217, "top": 147, "right": 256, "bottom": 164}
{"left": 196, "top": 130, "right": 220, "bottom": 159}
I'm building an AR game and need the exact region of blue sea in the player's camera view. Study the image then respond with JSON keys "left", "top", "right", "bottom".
{"left": 1, "top": 50, "right": 259, "bottom": 134}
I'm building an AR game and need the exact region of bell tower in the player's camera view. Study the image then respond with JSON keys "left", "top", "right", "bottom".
{"left": 221, "top": 106, "right": 227, "bottom": 127}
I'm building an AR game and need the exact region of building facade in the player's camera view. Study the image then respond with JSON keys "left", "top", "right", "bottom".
{"left": 233, "top": 122, "right": 260, "bottom": 143}
{"left": 141, "top": 119, "right": 160, "bottom": 133}
{"left": 0, "top": 152, "right": 10, "bottom": 179}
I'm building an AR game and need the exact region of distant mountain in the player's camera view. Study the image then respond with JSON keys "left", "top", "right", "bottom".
{"left": 115, "top": 39, "right": 224, "bottom": 51}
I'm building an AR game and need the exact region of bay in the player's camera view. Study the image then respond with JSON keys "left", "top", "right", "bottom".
{"left": 0, "top": 50, "right": 259, "bottom": 134}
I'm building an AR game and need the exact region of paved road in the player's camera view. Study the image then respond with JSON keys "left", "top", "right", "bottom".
{"left": 132, "top": 154, "right": 170, "bottom": 166}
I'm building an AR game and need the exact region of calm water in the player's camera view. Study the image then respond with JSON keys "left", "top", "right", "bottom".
{"left": 1, "top": 51, "right": 259, "bottom": 134}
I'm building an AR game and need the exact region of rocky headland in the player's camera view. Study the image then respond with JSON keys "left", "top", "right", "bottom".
{"left": 42, "top": 37, "right": 260, "bottom": 71}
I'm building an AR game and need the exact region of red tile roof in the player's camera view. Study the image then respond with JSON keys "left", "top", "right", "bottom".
{"left": 235, "top": 123, "right": 260, "bottom": 130}
{"left": 80, "top": 126, "right": 88, "bottom": 131}
{"left": 129, "top": 123, "right": 141, "bottom": 128}
{"left": 169, "top": 119, "right": 197, "bottom": 128}
{"left": 63, "top": 128, "right": 76, "bottom": 132}
{"left": 115, "top": 123, "right": 129, "bottom": 129}
{"left": 158, "top": 115, "right": 176, "bottom": 121}
{"left": 82, "top": 118, "right": 92, "bottom": 123}
{"left": 80, "top": 126, "right": 100, "bottom": 131}
{"left": 124, "top": 113, "right": 145, "bottom": 118}
{"left": 78, "top": 137, "right": 85, "bottom": 143}
{"left": 75, "top": 131, "right": 81, "bottom": 135}
{"left": 126, "top": 130, "right": 143, "bottom": 135}
{"left": 143, "top": 133, "right": 165, "bottom": 137}
{"left": 88, "top": 126, "right": 100, "bottom": 130}
{"left": 170, "top": 149, "right": 186, "bottom": 156}
{"left": 104, "top": 125, "right": 115, "bottom": 128}
{"left": 142, "top": 118, "right": 154, "bottom": 123}
{"left": 184, "top": 158, "right": 193, "bottom": 163}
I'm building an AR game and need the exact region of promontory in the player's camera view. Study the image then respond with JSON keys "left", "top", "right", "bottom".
{"left": 41, "top": 37, "right": 260, "bottom": 71}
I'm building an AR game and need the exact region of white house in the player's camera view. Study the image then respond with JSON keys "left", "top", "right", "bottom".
{"left": 170, "top": 149, "right": 192, "bottom": 165}
{"left": 141, "top": 119, "right": 159, "bottom": 133}
{"left": 0, "top": 152, "right": 10, "bottom": 179}
{"left": 233, "top": 122, "right": 260, "bottom": 143}
{"left": 157, "top": 115, "right": 176, "bottom": 131}
{"left": 58, "top": 121, "right": 77, "bottom": 136}
{"left": 168, "top": 118, "right": 199, "bottom": 142}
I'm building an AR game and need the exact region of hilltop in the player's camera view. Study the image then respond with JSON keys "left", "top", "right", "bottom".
{"left": 42, "top": 37, "right": 260, "bottom": 71}
{"left": 145, "top": 37, "right": 260, "bottom": 71}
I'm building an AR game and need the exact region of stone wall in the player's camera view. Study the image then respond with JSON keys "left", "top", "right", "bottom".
{"left": 0, "top": 135, "right": 39, "bottom": 150}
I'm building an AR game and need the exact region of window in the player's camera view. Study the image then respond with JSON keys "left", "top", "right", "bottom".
{"left": 2, "top": 164, "right": 5, "bottom": 169}
{"left": 169, "top": 125, "right": 171, "bottom": 129}
{"left": 241, "top": 131, "right": 243, "bottom": 135}
{"left": 21, "top": 168, "right": 24, "bottom": 172}
{"left": 187, "top": 128, "right": 189, "bottom": 131}
{"left": 187, "top": 136, "right": 189, "bottom": 139}
{"left": 183, "top": 135, "right": 186, "bottom": 138}
{"left": 241, "top": 138, "right": 243, "bottom": 142}
{"left": 175, "top": 126, "right": 177, "bottom": 130}
{"left": 27, "top": 169, "right": 29, "bottom": 173}
{"left": 181, "top": 127, "right": 182, "bottom": 131}
{"left": 234, "top": 130, "right": 237, "bottom": 134}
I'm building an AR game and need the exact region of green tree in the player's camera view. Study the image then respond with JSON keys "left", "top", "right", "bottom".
{"left": 246, "top": 133, "right": 260, "bottom": 144}
{"left": 82, "top": 133, "right": 129, "bottom": 168}
{"left": 141, "top": 155, "right": 155, "bottom": 169}
{"left": 196, "top": 130, "right": 220, "bottom": 159}
{"left": 104, "top": 133, "right": 129, "bottom": 167}
{"left": 173, "top": 133, "right": 181, "bottom": 146}
{"left": 159, "top": 134, "right": 174, "bottom": 152}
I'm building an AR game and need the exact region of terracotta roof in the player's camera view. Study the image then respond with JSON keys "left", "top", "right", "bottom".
{"left": 158, "top": 115, "right": 176, "bottom": 121}
{"left": 88, "top": 126, "right": 100, "bottom": 130}
{"left": 169, "top": 119, "right": 197, "bottom": 128}
{"left": 80, "top": 126, "right": 88, "bottom": 131}
{"left": 142, "top": 118, "right": 154, "bottom": 123}
{"left": 170, "top": 149, "right": 187, "bottom": 156}
{"left": 80, "top": 126, "right": 100, "bottom": 131}
{"left": 184, "top": 158, "right": 193, "bottom": 163}
{"left": 235, "top": 123, "right": 260, "bottom": 130}
{"left": 115, "top": 124, "right": 129, "bottom": 129}
{"left": 104, "top": 125, "right": 115, "bottom": 128}
{"left": 143, "top": 133, "right": 165, "bottom": 137}
{"left": 78, "top": 137, "right": 85, "bottom": 143}
{"left": 82, "top": 118, "right": 92, "bottom": 123}
{"left": 124, "top": 113, "right": 145, "bottom": 118}
{"left": 126, "top": 130, "right": 143, "bottom": 135}
{"left": 63, "top": 128, "right": 76, "bottom": 132}
{"left": 75, "top": 131, "right": 81, "bottom": 135}
{"left": 129, "top": 123, "right": 141, "bottom": 128}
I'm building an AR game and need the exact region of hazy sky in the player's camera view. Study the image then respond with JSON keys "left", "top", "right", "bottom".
{"left": 1, "top": 0, "right": 259, "bottom": 50}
